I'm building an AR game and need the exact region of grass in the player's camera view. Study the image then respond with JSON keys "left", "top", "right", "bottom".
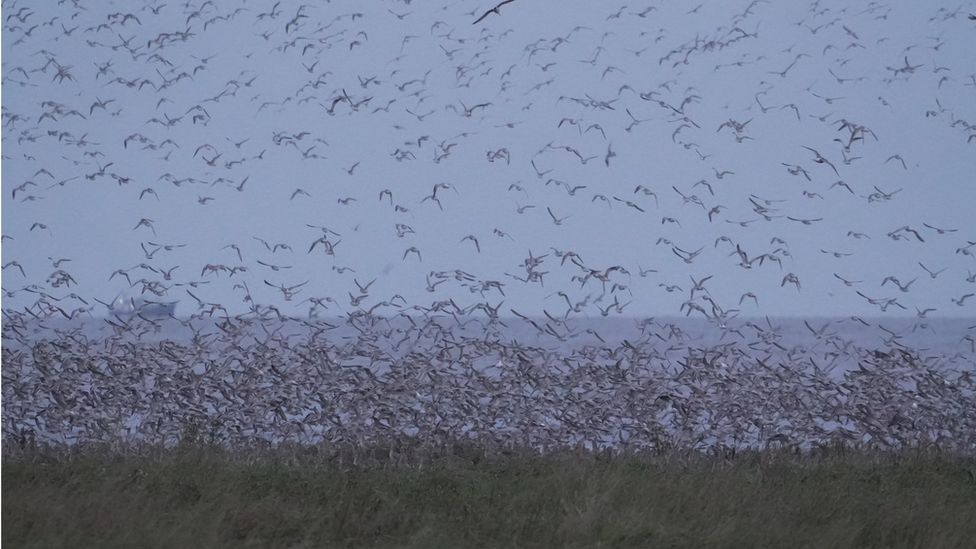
{"left": 3, "top": 443, "right": 976, "bottom": 548}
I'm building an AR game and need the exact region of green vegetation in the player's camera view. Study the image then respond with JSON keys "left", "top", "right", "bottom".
{"left": 4, "top": 443, "right": 976, "bottom": 548}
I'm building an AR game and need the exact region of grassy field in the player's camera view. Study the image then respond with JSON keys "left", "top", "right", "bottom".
{"left": 3, "top": 443, "right": 976, "bottom": 548}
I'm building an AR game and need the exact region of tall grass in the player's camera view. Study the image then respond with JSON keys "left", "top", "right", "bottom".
{"left": 4, "top": 443, "right": 976, "bottom": 548}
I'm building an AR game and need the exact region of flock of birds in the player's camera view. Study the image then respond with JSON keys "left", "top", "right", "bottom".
{"left": 2, "top": 0, "right": 976, "bottom": 452}
{"left": 4, "top": 315, "right": 975, "bottom": 453}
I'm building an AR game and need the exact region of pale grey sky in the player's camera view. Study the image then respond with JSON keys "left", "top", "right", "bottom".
{"left": 2, "top": 0, "right": 976, "bottom": 319}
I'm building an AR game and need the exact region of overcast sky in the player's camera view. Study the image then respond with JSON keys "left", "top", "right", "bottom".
{"left": 2, "top": 0, "right": 976, "bottom": 319}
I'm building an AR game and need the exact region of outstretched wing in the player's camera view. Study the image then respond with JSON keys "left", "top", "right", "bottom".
{"left": 472, "top": 0, "right": 517, "bottom": 24}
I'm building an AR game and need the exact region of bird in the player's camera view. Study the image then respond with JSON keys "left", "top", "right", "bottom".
{"left": 781, "top": 273, "right": 801, "bottom": 291}
{"left": 856, "top": 291, "right": 907, "bottom": 311}
{"left": 672, "top": 246, "right": 704, "bottom": 264}
{"left": 739, "top": 292, "right": 759, "bottom": 306}
{"left": 460, "top": 235, "right": 481, "bottom": 253}
{"left": 472, "top": 0, "right": 518, "bottom": 25}
{"left": 922, "top": 223, "right": 957, "bottom": 235}
{"left": 801, "top": 146, "right": 840, "bottom": 176}
{"left": 263, "top": 279, "right": 307, "bottom": 301}
{"left": 787, "top": 217, "right": 823, "bottom": 225}
{"left": 546, "top": 207, "right": 570, "bottom": 226}
{"left": 885, "top": 154, "right": 908, "bottom": 170}
{"left": 951, "top": 293, "right": 973, "bottom": 306}
{"left": 881, "top": 276, "right": 917, "bottom": 293}
{"left": 833, "top": 274, "right": 862, "bottom": 287}
{"left": 132, "top": 218, "right": 156, "bottom": 235}
{"left": 353, "top": 278, "right": 375, "bottom": 294}
{"left": 2, "top": 261, "right": 26, "bottom": 277}
{"left": 918, "top": 262, "right": 947, "bottom": 279}
{"left": 403, "top": 247, "right": 422, "bottom": 262}
{"left": 256, "top": 260, "right": 292, "bottom": 272}
{"left": 888, "top": 226, "right": 925, "bottom": 242}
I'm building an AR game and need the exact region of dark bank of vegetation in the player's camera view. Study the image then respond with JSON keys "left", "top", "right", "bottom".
{"left": 4, "top": 441, "right": 976, "bottom": 548}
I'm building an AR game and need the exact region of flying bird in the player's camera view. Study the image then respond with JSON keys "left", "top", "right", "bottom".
{"left": 472, "top": 0, "right": 517, "bottom": 25}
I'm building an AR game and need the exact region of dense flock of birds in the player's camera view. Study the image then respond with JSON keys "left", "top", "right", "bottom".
{"left": 2, "top": 0, "right": 976, "bottom": 452}
{"left": 4, "top": 316, "right": 976, "bottom": 452}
